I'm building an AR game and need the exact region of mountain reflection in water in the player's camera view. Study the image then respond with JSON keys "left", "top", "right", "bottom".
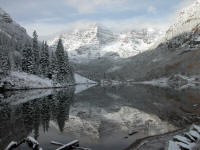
{"left": 0, "top": 85, "right": 200, "bottom": 150}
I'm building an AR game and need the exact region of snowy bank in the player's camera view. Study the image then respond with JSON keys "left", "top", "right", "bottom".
{"left": 168, "top": 125, "right": 200, "bottom": 150}
{"left": 1, "top": 71, "right": 96, "bottom": 90}
{"left": 139, "top": 74, "right": 200, "bottom": 90}
{"left": 3, "top": 71, "right": 54, "bottom": 90}
{"left": 126, "top": 124, "right": 200, "bottom": 150}
{"left": 74, "top": 74, "right": 96, "bottom": 84}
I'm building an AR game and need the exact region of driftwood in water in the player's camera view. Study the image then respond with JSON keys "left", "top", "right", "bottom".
{"left": 51, "top": 141, "right": 64, "bottom": 146}
{"left": 51, "top": 140, "right": 91, "bottom": 150}
{"left": 55, "top": 140, "right": 79, "bottom": 150}
{"left": 6, "top": 137, "right": 90, "bottom": 150}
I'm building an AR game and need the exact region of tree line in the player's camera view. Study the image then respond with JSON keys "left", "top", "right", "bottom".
{"left": 0, "top": 31, "right": 74, "bottom": 85}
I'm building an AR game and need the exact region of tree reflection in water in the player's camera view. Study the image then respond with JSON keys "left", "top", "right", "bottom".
{"left": 0, "top": 88, "right": 75, "bottom": 149}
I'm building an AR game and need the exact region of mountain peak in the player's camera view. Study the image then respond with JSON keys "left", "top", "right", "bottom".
{"left": 164, "top": 0, "right": 200, "bottom": 41}
{"left": 48, "top": 24, "right": 162, "bottom": 62}
{"left": 71, "top": 23, "right": 110, "bottom": 35}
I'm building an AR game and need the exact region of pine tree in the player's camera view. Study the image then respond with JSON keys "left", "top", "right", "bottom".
{"left": 49, "top": 51, "right": 57, "bottom": 83}
{"left": 64, "top": 51, "right": 74, "bottom": 84}
{"left": 55, "top": 39, "right": 67, "bottom": 84}
{"left": 0, "top": 46, "right": 10, "bottom": 76}
{"left": 22, "top": 42, "right": 34, "bottom": 74}
{"left": 32, "top": 30, "right": 39, "bottom": 74}
{"left": 39, "top": 42, "right": 49, "bottom": 77}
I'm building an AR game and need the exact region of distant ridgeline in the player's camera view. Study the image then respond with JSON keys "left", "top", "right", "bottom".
{"left": 0, "top": 9, "right": 74, "bottom": 86}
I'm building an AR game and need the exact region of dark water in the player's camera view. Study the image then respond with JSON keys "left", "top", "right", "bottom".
{"left": 0, "top": 85, "right": 200, "bottom": 150}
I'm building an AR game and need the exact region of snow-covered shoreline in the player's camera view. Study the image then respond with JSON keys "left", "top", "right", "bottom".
{"left": 0, "top": 71, "right": 97, "bottom": 91}
{"left": 125, "top": 124, "right": 200, "bottom": 150}
{"left": 136, "top": 74, "right": 200, "bottom": 90}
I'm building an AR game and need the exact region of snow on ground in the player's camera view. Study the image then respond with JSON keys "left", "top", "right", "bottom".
{"left": 4, "top": 71, "right": 54, "bottom": 89}
{"left": 3, "top": 71, "right": 96, "bottom": 90}
{"left": 74, "top": 74, "right": 96, "bottom": 84}
{"left": 127, "top": 124, "right": 200, "bottom": 150}
{"left": 167, "top": 125, "right": 200, "bottom": 150}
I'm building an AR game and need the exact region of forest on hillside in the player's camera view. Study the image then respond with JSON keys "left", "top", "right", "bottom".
{"left": 0, "top": 31, "right": 74, "bottom": 88}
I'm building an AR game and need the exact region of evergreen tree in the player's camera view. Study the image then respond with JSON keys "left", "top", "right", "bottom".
{"left": 64, "top": 51, "right": 74, "bottom": 84}
{"left": 55, "top": 39, "right": 67, "bottom": 84}
{"left": 12, "top": 51, "right": 22, "bottom": 71}
{"left": 39, "top": 42, "right": 49, "bottom": 77}
{"left": 49, "top": 51, "right": 57, "bottom": 83}
{"left": 32, "top": 30, "right": 39, "bottom": 74}
{"left": 22, "top": 42, "right": 34, "bottom": 74}
{"left": 0, "top": 46, "right": 10, "bottom": 76}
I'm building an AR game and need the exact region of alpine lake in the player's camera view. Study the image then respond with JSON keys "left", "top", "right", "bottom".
{"left": 0, "top": 84, "right": 200, "bottom": 150}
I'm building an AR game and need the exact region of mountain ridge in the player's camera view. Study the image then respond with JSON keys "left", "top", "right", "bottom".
{"left": 0, "top": 7, "right": 30, "bottom": 43}
{"left": 48, "top": 23, "right": 163, "bottom": 63}
{"left": 105, "top": 0, "right": 200, "bottom": 81}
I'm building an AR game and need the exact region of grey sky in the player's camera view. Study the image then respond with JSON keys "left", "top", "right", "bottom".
{"left": 0, "top": 0, "right": 195, "bottom": 37}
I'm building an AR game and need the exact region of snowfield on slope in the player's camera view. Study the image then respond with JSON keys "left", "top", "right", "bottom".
{"left": 74, "top": 73, "right": 96, "bottom": 84}
{"left": 3, "top": 71, "right": 96, "bottom": 90}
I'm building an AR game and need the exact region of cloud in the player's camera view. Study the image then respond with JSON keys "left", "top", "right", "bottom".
{"left": 173, "top": 0, "right": 196, "bottom": 13}
{"left": 147, "top": 6, "right": 157, "bottom": 14}
{"left": 1, "top": 0, "right": 196, "bottom": 38}
{"left": 65, "top": 0, "right": 128, "bottom": 13}
{"left": 21, "top": 22, "right": 68, "bottom": 38}
{"left": 30, "top": 16, "right": 170, "bottom": 40}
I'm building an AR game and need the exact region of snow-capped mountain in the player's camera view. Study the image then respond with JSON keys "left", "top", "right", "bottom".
{"left": 48, "top": 23, "right": 116, "bottom": 63}
{"left": 105, "top": 0, "right": 200, "bottom": 81}
{"left": 0, "top": 8, "right": 30, "bottom": 43}
{"left": 165, "top": 0, "right": 200, "bottom": 41}
{"left": 48, "top": 23, "right": 163, "bottom": 63}
{"left": 158, "top": 0, "right": 200, "bottom": 50}
{"left": 103, "top": 28, "right": 162, "bottom": 58}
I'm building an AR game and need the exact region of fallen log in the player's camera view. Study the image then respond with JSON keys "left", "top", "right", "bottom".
{"left": 51, "top": 141, "right": 64, "bottom": 146}
{"left": 51, "top": 140, "right": 91, "bottom": 150}
{"left": 55, "top": 140, "right": 79, "bottom": 150}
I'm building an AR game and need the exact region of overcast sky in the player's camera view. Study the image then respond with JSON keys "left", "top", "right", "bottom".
{"left": 0, "top": 0, "right": 195, "bottom": 38}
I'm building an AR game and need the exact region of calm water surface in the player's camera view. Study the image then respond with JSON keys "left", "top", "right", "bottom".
{"left": 0, "top": 85, "right": 200, "bottom": 150}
